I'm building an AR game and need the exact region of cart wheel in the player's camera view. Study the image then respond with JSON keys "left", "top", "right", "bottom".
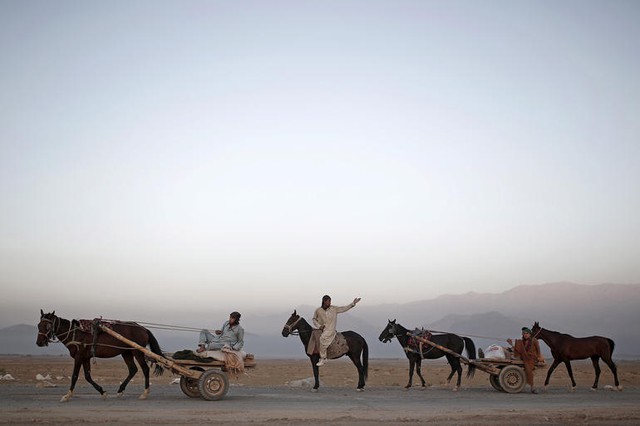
{"left": 489, "top": 374, "right": 505, "bottom": 392}
{"left": 198, "top": 369, "right": 229, "bottom": 401}
{"left": 498, "top": 365, "right": 526, "bottom": 393}
{"left": 180, "top": 367, "right": 204, "bottom": 398}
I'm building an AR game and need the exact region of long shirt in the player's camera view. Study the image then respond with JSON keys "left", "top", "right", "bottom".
{"left": 312, "top": 302, "right": 356, "bottom": 348}
{"left": 217, "top": 321, "right": 245, "bottom": 351}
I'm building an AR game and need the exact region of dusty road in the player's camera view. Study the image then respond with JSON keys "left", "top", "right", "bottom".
{"left": 1, "top": 382, "right": 639, "bottom": 425}
{"left": 2, "top": 357, "right": 639, "bottom": 424}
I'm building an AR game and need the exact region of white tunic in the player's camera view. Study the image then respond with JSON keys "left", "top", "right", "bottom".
{"left": 313, "top": 302, "right": 356, "bottom": 350}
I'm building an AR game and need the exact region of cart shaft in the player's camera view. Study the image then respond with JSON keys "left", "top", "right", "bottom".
{"left": 99, "top": 324, "right": 201, "bottom": 379}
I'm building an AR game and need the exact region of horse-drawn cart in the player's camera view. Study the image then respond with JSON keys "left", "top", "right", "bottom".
{"left": 99, "top": 325, "right": 255, "bottom": 400}
{"left": 409, "top": 332, "right": 540, "bottom": 393}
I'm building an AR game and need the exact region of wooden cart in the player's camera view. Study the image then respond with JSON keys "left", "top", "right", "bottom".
{"left": 409, "top": 332, "right": 542, "bottom": 393}
{"left": 99, "top": 324, "right": 255, "bottom": 400}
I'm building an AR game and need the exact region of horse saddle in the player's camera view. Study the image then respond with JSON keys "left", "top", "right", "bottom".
{"left": 306, "top": 330, "right": 349, "bottom": 358}
{"left": 407, "top": 328, "right": 433, "bottom": 357}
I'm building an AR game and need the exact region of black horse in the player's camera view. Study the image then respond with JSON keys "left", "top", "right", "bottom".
{"left": 36, "top": 310, "right": 165, "bottom": 402}
{"left": 378, "top": 319, "right": 476, "bottom": 390}
{"left": 531, "top": 322, "right": 621, "bottom": 391}
{"left": 282, "top": 310, "right": 368, "bottom": 391}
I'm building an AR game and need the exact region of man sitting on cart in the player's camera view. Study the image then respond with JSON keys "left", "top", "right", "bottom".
{"left": 507, "top": 326, "right": 545, "bottom": 393}
{"left": 197, "top": 311, "right": 244, "bottom": 352}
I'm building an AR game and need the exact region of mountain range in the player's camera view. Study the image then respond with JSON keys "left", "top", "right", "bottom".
{"left": 3, "top": 282, "right": 639, "bottom": 359}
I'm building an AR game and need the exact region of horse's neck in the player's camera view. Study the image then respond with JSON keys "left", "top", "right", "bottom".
{"left": 297, "top": 318, "right": 313, "bottom": 345}
{"left": 395, "top": 324, "right": 410, "bottom": 345}
{"left": 539, "top": 328, "right": 562, "bottom": 348}
{"left": 55, "top": 317, "right": 78, "bottom": 343}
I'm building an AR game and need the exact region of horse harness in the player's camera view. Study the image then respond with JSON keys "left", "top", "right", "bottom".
{"left": 40, "top": 316, "right": 129, "bottom": 359}
{"left": 284, "top": 315, "right": 311, "bottom": 336}
{"left": 407, "top": 328, "right": 434, "bottom": 358}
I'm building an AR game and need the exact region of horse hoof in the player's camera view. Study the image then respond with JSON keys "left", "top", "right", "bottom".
{"left": 311, "top": 388, "right": 318, "bottom": 393}
{"left": 452, "top": 387, "right": 458, "bottom": 392}
{"left": 102, "top": 392, "right": 108, "bottom": 400}
{"left": 617, "top": 385, "right": 624, "bottom": 392}
{"left": 590, "top": 387, "right": 597, "bottom": 392}
{"left": 139, "top": 389, "right": 150, "bottom": 400}
{"left": 116, "top": 392, "right": 124, "bottom": 398}
{"left": 570, "top": 387, "right": 576, "bottom": 392}
{"left": 356, "top": 388, "right": 364, "bottom": 392}
{"left": 59, "top": 392, "right": 72, "bottom": 403}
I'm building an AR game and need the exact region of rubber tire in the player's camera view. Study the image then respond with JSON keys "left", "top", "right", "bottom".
{"left": 489, "top": 374, "right": 505, "bottom": 392}
{"left": 498, "top": 365, "right": 526, "bottom": 394}
{"left": 180, "top": 367, "right": 204, "bottom": 398}
{"left": 198, "top": 369, "right": 229, "bottom": 401}
{"left": 180, "top": 376, "right": 201, "bottom": 398}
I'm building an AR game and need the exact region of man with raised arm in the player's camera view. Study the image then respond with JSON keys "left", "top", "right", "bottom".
{"left": 312, "top": 295, "right": 361, "bottom": 366}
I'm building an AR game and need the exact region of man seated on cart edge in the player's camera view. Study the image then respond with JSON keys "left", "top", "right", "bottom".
{"left": 197, "top": 311, "right": 244, "bottom": 352}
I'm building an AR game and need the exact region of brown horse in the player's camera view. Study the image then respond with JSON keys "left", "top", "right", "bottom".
{"left": 36, "top": 310, "right": 165, "bottom": 402}
{"left": 531, "top": 321, "right": 621, "bottom": 391}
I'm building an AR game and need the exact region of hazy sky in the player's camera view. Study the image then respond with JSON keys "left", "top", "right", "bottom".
{"left": 1, "top": 1, "right": 639, "bottom": 327}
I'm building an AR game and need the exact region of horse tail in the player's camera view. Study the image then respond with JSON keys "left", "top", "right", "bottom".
{"left": 146, "top": 329, "right": 166, "bottom": 376}
{"left": 463, "top": 337, "right": 476, "bottom": 379}
{"left": 362, "top": 338, "right": 369, "bottom": 381}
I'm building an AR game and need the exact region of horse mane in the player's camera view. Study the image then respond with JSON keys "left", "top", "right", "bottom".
{"left": 540, "top": 327, "right": 575, "bottom": 339}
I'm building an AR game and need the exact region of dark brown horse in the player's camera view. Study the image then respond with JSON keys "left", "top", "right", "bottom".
{"left": 36, "top": 310, "right": 165, "bottom": 402}
{"left": 282, "top": 310, "right": 368, "bottom": 391}
{"left": 378, "top": 320, "right": 476, "bottom": 391}
{"left": 531, "top": 322, "right": 621, "bottom": 391}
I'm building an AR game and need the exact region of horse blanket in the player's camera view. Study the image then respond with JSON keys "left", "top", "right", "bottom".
{"left": 307, "top": 330, "right": 349, "bottom": 358}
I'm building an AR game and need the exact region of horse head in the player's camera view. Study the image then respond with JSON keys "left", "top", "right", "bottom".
{"left": 282, "top": 310, "right": 301, "bottom": 337}
{"left": 36, "top": 310, "right": 57, "bottom": 347}
{"left": 378, "top": 319, "right": 397, "bottom": 343}
{"left": 531, "top": 321, "right": 542, "bottom": 337}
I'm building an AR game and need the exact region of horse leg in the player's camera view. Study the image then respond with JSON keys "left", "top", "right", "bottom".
{"left": 449, "top": 356, "right": 462, "bottom": 391}
{"left": 81, "top": 358, "right": 107, "bottom": 399}
{"left": 116, "top": 352, "right": 138, "bottom": 397}
{"left": 347, "top": 351, "right": 365, "bottom": 391}
{"left": 601, "top": 350, "right": 621, "bottom": 389}
{"left": 544, "top": 358, "right": 561, "bottom": 389}
{"left": 590, "top": 356, "right": 601, "bottom": 390}
{"left": 406, "top": 357, "right": 416, "bottom": 388}
{"left": 563, "top": 360, "right": 577, "bottom": 391}
{"left": 601, "top": 355, "right": 621, "bottom": 390}
{"left": 134, "top": 351, "right": 151, "bottom": 399}
{"left": 310, "top": 355, "right": 320, "bottom": 391}
{"left": 415, "top": 358, "right": 426, "bottom": 387}
{"left": 60, "top": 358, "right": 83, "bottom": 402}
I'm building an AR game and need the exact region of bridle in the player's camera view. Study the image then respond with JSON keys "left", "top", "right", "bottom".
{"left": 38, "top": 315, "right": 76, "bottom": 344}
{"left": 531, "top": 326, "right": 543, "bottom": 340}
{"left": 381, "top": 322, "right": 399, "bottom": 343}
{"left": 38, "top": 315, "right": 60, "bottom": 343}
{"left": 283, "top": 315, "right": 303, "bottom": 336}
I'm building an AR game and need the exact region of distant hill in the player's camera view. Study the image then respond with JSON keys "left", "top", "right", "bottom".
{"left": 3, "top": 283, "right": 639, "bottom": 358}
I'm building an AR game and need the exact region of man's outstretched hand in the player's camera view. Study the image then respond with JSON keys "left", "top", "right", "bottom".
{"left": 353, "top": 297, "right": 362, "bottom": 305}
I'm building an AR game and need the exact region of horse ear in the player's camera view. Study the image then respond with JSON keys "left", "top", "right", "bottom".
{"left": 52, "top": 310, "right": 55, "bottom": 316}
{"left": 392, "top": 319, "right": 396, "bottom": 323}
{"left": 40, "top": 309, "right": 44, "bottom": 317}
{"left": 293, "top": 310, "right": 297, "bottom": 316}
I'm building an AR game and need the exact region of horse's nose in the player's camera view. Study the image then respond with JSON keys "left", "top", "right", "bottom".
{"left": 281, "top": 329, "right": 289, "bottom": 337}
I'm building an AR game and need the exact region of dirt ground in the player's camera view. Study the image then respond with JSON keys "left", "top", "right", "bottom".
{"left": 1, "top": 356, "right": 639, "bottom": 425}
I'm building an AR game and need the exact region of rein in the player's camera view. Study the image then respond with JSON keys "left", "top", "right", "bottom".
{"left": 284, "top": 316, "right": 303, "bottom": 335}
{"left": 284, "top": 316, "right": 312, "bottom": 336}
